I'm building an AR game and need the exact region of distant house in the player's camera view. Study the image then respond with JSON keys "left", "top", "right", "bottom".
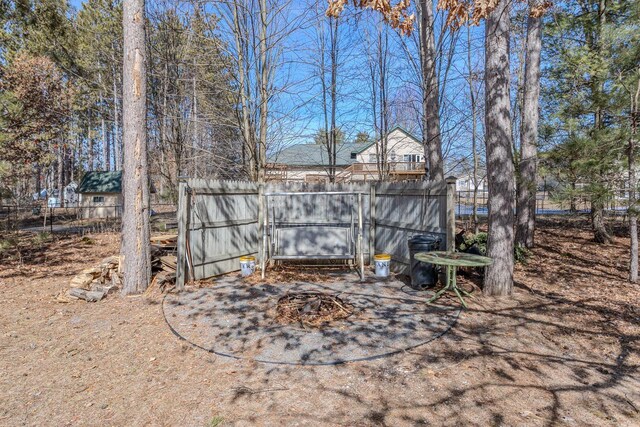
{"left": 267, "top": 126, "right": 426, "bottom": 182}
{"left": 77, "top": 171, "right": 123, "bottom": 219}
{"left": 455, "top": 174, "right": 487, "bottom": 193}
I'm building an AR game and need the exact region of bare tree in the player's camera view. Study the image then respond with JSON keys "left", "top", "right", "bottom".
{"left": 317, "top": 15, "right": 341, "bottom": 182}
{"left": 483, "top": 0, "right": 515, "bottom": 296}
{"left": 121, "top": 0, "right": 151, "bottom": 294}
{"left": 418, "top": 0, "right": 443, "bottom": 181}
{"left": 466, "top": 24, "right": 481, "bottom": 234}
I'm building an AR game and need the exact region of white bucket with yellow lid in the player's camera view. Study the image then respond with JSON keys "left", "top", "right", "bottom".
{"left": 239, "top": 255, "right": 256, "bottom": 277}
{"left": 374, "top": 253, "right": 391, "bottom": 278}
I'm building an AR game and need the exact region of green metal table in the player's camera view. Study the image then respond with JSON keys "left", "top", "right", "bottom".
{"left": 414, "top": 251, "right": 493, "bottom": 308}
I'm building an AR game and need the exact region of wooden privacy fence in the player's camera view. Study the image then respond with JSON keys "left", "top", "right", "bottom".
{"left": 176, "top": 177, "right": 456, "bottom": 289}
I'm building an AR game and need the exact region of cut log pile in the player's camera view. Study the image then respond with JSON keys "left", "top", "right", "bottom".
{"left": 62, "top": 234, "right": 178, "bottom": 302}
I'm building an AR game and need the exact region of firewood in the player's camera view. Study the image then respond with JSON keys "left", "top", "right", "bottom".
{"left": 68, "top": 288, "right": 106, "bottom": 302}
{"left": 70, "top": 273, "right": 95, "bottom": 289}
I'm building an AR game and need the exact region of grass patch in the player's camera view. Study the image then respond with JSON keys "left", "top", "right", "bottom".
{"left": 209, "top": 416, "right": 224, "bottom": 427}
{"left": 0, "top": 237, "right": 18, "bottom": 253}
{"left": 81, "top": 236, "right": 95, "bottom": 245}
{"left": 34, "top": 232, "right": 52, "bottom": 245}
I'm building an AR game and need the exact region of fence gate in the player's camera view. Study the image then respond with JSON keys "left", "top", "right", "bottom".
{"left": 176, "top": 179, "right": 260, "bottom": 286}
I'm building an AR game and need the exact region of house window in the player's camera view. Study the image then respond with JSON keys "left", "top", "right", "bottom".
{"left": 390, "top": 151, "right": 397, "bottom": 162}
{"left": 350, "top": 152, "right": 357, "bottom": 159}
{"left": 404, "top": 154, "right": 421, "bottom": 163}
{"left": 368, "top": 153, "right": 376, "bottom": 162}
{"left": 93, "top": 196, "right": 105, "bottom": 203}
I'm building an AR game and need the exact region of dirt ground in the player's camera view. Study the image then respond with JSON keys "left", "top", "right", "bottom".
{"left": 1, "top": 218, "right": 639, "bottom": 426}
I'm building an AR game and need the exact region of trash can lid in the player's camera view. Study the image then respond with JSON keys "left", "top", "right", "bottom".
{"left": 408, "top": 234, "right": 441, "bottom": 244}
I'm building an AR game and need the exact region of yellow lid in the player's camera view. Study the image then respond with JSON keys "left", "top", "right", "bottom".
{"left": 239, "top": 256, "right": 256, "bottom": 262}
{"left": 374, "top": 253, "right": 391, "bottom": 261}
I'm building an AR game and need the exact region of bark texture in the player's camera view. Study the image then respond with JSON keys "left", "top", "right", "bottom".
{"left": 121, "top": 0, "right": 151, "bottom": 295}
{"left": 515, "top": 8, "right": 542, "bottom": 249}
{"left": 628, "top": 77, "right": 640, "bottom": 282}
{"left": 483, "top": 0, "right": 515, "bottom": 296}
{"left": 418, "top": 0, "right": 443, "bottom": 181}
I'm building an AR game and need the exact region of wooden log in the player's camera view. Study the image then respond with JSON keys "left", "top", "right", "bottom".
{"left": 70, "top": 274, "right": 95, "bottom": 289}
{"left": 111, "top": 271, "right": 122, "bottom": 288}
{"left": 68, "top": 288, "right": 106, "bottom": 302}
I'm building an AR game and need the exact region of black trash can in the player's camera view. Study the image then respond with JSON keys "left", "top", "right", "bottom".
{"left": 408, "top": 234, "right": 442, "bottom": 289}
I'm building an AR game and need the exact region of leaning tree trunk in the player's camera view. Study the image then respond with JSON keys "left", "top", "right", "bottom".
{"left": 483, "top": 0, "right": 515, "bottom": 296}
{"left": 516, "top": 6, "right": 542, "bottom": 249}
{"left": 121, "top": 0, "right": 151, "bottom": 295}
{"left": 418, "top": 0, "right": 443, "bottom": 181}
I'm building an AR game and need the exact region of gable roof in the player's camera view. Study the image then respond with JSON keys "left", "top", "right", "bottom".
{"left": 77, "top": 171, "right": 122, "bottom": 193}
{"left": 269, "top": 126, "right": 421, "bottom": 167}
{"left": 268, "top": 143, "right": 370, "bottom": 167}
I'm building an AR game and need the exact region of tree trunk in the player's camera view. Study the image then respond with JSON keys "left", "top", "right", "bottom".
{"left": 57, "top": 143, "right": 64, "bottom": 208}
{"left": 112, "top": 60, "right": 121, "bottom": 171}
{"left": 87, "top": 111, "right": 94, "bottom": 171}
{"left": 515, "top": 6, "right": 542, "bottom": 249}
{"left": 99, "top": 72, "right": 109, "bottom": 171}
{"left": 329, "top": 17, "right": 339, "bottom": 183}
{"left": 628, "top": 77, "right": 640, "bottom": 282}
{"left": 591, "top": 198, "right": 612, "bottom": 244}
{"left": 467, "top": 25, "right": 479, "bottom": 234}
{"left": 483, "top": 0, "right": 515, "bottom": 297}
{"left": 192, "top": 57, "right": 199, "bottom": 178}
{"left": 257, "top": 0, "right": 268, "bottom": 183}
{"left": 121, "top": 0, "right": 151, "bottom": 295}
{"left": 232, "top": 1, "right": 256, "bottom": 180}
{"left": 418, "top": 0, "right": 443, "bottom": 181}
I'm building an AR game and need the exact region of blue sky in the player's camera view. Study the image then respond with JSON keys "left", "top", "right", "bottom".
{"left": 65, "top": 0, "right": 488, "bottom": 167}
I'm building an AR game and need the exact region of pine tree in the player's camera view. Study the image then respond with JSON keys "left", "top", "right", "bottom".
{"left": 121, "top": 0, "right": 151, "bottom": 294}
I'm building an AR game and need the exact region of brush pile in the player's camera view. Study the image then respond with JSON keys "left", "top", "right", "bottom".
{"left": 275, "top": 291, "right": 354, "bottom": 327}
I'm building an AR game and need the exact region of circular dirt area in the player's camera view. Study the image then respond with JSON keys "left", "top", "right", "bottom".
{"left": 163, "top": 277, "right": 460, "bottom": 365}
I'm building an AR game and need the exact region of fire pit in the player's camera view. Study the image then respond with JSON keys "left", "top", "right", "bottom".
{"left": 275, "top": 291, "right": 354, "bottom": 327}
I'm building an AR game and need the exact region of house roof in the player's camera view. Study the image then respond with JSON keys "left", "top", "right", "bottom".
{"left": 269, "top": 126, "right": 420, "bottom": 167}
{"left": 77, "top": 171, "right": 122, "bottom": 193}
{"left": 268, "top": 143, "right": 371, "bottom": 167}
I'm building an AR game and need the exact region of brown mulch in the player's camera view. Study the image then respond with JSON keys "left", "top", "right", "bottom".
{"left": 275, "top": 291, "right": 354, "bottom": 327}
{"left": 243, "top": 264, "right": 350, "bottom": 285}
{"left": 0, "top": 218, "right": 639, "bottom": 426}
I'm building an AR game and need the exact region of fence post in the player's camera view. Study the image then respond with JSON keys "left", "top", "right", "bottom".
{"left": 258, "top": 184, "right": 267, "bottom": 279}
{"left": 176, "top": 180, "right": 189, "bottom": 291}
{"left": 369, "top": 183, "right": 376, "bottom": 263}
{"left": 446, "top": 176, "right": 457, "bottom": 252}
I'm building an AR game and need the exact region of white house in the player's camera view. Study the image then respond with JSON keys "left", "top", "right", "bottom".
{"left": 267, "top": 126, "right": 426, "bottom": 182}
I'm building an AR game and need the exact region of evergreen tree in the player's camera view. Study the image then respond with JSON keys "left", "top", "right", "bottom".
{"left": 543, "top": 0, "right": 639, "bottom": 243}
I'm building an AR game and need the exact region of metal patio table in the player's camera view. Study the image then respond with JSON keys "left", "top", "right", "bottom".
{"left": 414, "top": 251, "right": 493, "bottom": 308}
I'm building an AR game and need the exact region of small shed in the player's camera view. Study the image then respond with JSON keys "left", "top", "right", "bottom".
{"left": 77, "top": 171, "right": 123, "bottom": 219}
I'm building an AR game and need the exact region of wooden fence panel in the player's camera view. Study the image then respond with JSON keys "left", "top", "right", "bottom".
{"left": 374, "top": 181, "right": 449, "bottom": 273}
{"left": 177, "top": 179, "right": 259, "bottom": 288}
